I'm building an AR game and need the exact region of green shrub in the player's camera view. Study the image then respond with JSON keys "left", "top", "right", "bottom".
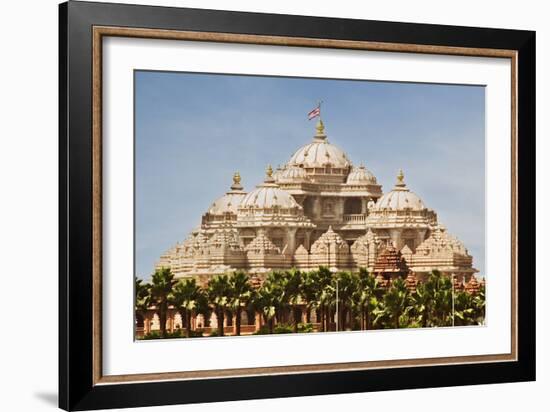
{"left": 297, "top": 323, "right": 314, "bottom": 333}
{"left": 188, "top": 330, "right": 204, "bottom": 338}
{"left": 252, "top": 325, "right": 270, "bottom": 335}
{"left": 141, "top": 331, "right": 161, "bottom": 340}
{"left": 274, "top": 324, "right": 294, "bottom": 334}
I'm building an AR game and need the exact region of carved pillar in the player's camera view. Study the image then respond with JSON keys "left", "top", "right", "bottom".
{"left": 286, "top": 227, "right": 297, "bottom": 255}
{"left": 313, "top": 196, "right": 321, "bottom": 219}
{"left": 336, "top": 198, "right": 344, "bottom": 220}
{"left": 304, "top": 231, "right": 311, "bottom": 251}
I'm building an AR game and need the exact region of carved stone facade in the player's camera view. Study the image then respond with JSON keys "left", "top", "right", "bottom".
{"left": 155, "top": 119, "right": 478, "bottom": 284}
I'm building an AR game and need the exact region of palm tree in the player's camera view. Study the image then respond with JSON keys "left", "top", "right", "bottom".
{"left": 334, "top": 271, "right": 356, "bottom": 331}
{"left": 134, "top": 276, "right": 150, "bottom": 334}
{"left": 149, "top": 267, "right": 177, "bottom": 338}
{"left": 313, "top": 267, "right": 334, "bottom": 332}
{"left": 206, "top": 275, "right": 231, "bottom": 336}
{"left": 268, "top": 271, "right": 290, "bottom": 324}
{"left": 453, "top": 285, "right": 486, "bottom": 326}
{"left": 135, "top": 276, "right": 150, "bottom": 312}
{"left": 172, "top": 278, "right": 206, "bottom": 337}
{"left": 374, "top": 277, "right": 411, "bottom": 329}
{"left": 424, "top": 270, "right": 453, "bottom": 326}
{"left": 410, "top": 281, "right": 433, "bottom": 328}
{"left": 299, "top": 271, "right": 318, "bottom": 323}
{"left": 473, "top": 284, "right": 486, "bottom": 325}
{"left": 229, "top": 271, "right": 253, "bottom": 336}
{"left": 452, "top": 290, "right": 476, "bottom": 326}
{"left": 253, "top": 280, "right": 279, "bottom": 334}
{"left": 284, "top": 268, "right": 303, "bottom": 332}
{"left": 354, "top": 268, "right": 378, "bottom": 330}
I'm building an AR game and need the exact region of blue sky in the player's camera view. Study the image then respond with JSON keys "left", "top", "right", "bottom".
{"left": 135, "top": 71, "right": 485, "bottom": 279}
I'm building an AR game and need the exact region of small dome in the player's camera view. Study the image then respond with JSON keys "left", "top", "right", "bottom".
{"left": 288, "top": 119, "right": 351, "bottom": 169}
{"left": 277, "top": 165, "right": 308, "bottom": 182}
{"left": 239, "top": 165, "right": 301, "bottom": 210}
{"left": 374, "top": 170, "right": 426, "bottom": 211}
{"left": 346, "top": 165, "right": 377, "bottom": 184}
{"left": 207, "top": 172, "right": 247, "bottom": 214}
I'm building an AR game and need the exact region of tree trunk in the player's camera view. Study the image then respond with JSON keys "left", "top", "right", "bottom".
{"left": 160, "top": 303, "right": 167, "bottom": 338}
{"left": 218, "top": 309, "right": 224, "bottom": 336}
{"left": 306, "top": 308, "right": 311, "bottom": 323}
{"left": 269, "top": 318, "right": 274, "bottom": 334}
{"left": 236, "top": 308, "right": 242, "bottom": 336}
{"left": 293, "top": 308, "right": 299, "bottom": 333}
{"left": 360, "top": 306, "right": 365, "bottom": 331}
{"left": 185, "top": 309, "right": 191, "bottom": 338}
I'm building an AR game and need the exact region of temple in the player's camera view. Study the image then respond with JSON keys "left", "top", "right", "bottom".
{"left": 156, "top": 119, "right": 478, "bottom": 285}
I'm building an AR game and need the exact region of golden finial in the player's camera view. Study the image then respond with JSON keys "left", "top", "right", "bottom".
{"left": 230, "top": 171, "right": 243, "bottom": 191}
{"left": 233, "top": 171, "right": 241, "bottom": 185}
{"left": 315, "top": 118, "right": 325, "bottom": 136}
{"left": 397, "top": 169, "right": 404, "bottom": 183}
{"left": 266, "top": 164, "right": 273, "bottom": 178}
{"left": 395, "top": 169, "right": 406, "bottom": 188}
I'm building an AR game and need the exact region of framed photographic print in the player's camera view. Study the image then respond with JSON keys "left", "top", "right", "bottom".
{"left": 59, "top": 1, "right": 536, "bottom": 410}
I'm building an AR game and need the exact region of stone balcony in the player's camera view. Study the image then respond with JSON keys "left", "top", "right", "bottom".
{"left": 343, "top": 214, "right": 366, "bottom": 223}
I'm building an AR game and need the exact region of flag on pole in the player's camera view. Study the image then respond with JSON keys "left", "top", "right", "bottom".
{"left": 307, "top": 105, "right": 321, "bottom": 120}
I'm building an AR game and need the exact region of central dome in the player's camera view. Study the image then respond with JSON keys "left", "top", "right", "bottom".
{"left": 287, "top": 119, "right": 351, "bottom": 169}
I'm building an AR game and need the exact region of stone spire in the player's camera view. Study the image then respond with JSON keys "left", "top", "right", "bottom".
{"left": 465, "top": 274, "right": 480, "bottom": 295}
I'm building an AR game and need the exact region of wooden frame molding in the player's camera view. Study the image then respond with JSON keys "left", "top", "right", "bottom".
{"left": 91, "top": 26, "right": 518, "bottom": 386}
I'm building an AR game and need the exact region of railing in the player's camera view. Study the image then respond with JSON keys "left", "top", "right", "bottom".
{"left": 343, "top": 214, "right": 366, "bottom": 223}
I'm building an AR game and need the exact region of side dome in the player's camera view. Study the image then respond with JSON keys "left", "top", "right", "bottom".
{"left": 207, "top": 172, "right": 247, "bottom": 214}
{"left": 277, "top": 165, "right": 309, "bottom": 183}
{"left": 287, "top": 119, "right": 351, "bottom": 169}
{"left": 374, "top": 170, "right": 426, "bottom": 211}
{"left": 346, "top": 165, "right": 377, "bottom": 185}
{"left": 239, "top": 166, "right": 301, "bottom": 210}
